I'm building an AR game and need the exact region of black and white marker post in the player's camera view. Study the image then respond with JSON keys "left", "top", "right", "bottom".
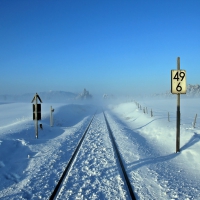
{"left": 171, "top": 57, "right": 187, "bottom": 153}
{"left": 31, "top": 93, "right": 42, "bottom": 139}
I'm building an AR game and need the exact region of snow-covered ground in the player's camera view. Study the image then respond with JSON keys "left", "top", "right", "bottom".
{"left": 0, "top": 98, "right": 200, "bottom": 199}
{"left": 0, "top": 102, "right": 96, "bottom": 199}
{"left": 106, "top": 98, "right": 200, "bottom": 199}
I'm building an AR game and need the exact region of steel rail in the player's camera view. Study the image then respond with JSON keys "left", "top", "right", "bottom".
{"left": 49, "top": 113, "right": 96, "bottom": 200}
{"left": 103, "top": 111, "right": 136, "bottom": 200}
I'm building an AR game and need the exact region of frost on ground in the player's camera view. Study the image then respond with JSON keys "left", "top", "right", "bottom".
{"left": 0, "top": 98, "right": 200, "bottom": 199}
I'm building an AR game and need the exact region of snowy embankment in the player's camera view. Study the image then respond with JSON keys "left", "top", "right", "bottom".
{"left": 106, "top": 98, "right": 200, "bottom": 199}
{"left": 0, "top": 98, "right": 200, "bottom": 199}
{"left": 0, "top": 102, "right": 96, "bottom": 199}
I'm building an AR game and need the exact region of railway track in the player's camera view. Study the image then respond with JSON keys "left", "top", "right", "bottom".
{"left": 103, "top": 111, "right": 136, "bottom": 200}
{"left": 49, "top": 111, "right": 136, "bottom": 200}
{"left": 49, "top": 113, "right": 96, "bottom": 200}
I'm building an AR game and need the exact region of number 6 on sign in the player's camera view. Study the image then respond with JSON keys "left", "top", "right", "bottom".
{"left": 171, "top": 70, "right": 187, "bottom": 94}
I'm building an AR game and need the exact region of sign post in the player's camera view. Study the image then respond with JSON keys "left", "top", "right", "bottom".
{"left": 50, "top": 106, "right": 54, "bottom": 127}
{"left": 171, "top": 57, "right": 186, "bottom": 153}
{"left": 31, "top": 93, "right": 42, "bottom": 139}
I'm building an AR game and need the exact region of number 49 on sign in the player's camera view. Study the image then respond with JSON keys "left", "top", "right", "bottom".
{"left": 171, "top": 70, "right": 186, "bottom": 94}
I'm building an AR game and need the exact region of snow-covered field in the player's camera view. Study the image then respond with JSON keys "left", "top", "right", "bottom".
{"left": 0, "top": 98, "right": 200, "bottom": 199}
{"left": 106, "top": 98, "right": 200, "bottom": 199}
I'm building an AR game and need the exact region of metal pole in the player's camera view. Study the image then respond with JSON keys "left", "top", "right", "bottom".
{"left": 176, "top": 57, "right": 180, "bottom": 153}
{"left": 35, "top": 94, "right": 38, "bottom": 139}
{"left": 50, "top": 106, "right": 53, "bottom": 127}
{"left": 50, "top": 106, "right": 52, "bottom": 126}
{"left": 52, "top": 108, "right": 53, "bottom": 126}
{"left": 193, "top": 114, "right": 197, "bottom": 128}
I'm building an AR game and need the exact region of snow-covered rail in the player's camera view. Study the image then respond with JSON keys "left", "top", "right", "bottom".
{"left": 103, "top": 111, "right": 136, "bottom": 200}
{"left": 49, "top": 111, "right": 136, "bottom": 200}
{"left": 49, "top": 113, "right": 96, "bottom": 200}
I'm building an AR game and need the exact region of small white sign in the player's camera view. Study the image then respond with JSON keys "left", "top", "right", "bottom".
{"left": 171, "top": 70, "right": 187, "bottom": 94}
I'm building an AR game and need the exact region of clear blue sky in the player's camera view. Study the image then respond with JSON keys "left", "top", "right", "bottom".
{"left": 0, "top": 0, "right": 200, "bottom": 96}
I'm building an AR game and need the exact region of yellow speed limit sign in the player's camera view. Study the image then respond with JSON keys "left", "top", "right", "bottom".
{"left": 171, "top": 70, "right": 186, "bottom": 94}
